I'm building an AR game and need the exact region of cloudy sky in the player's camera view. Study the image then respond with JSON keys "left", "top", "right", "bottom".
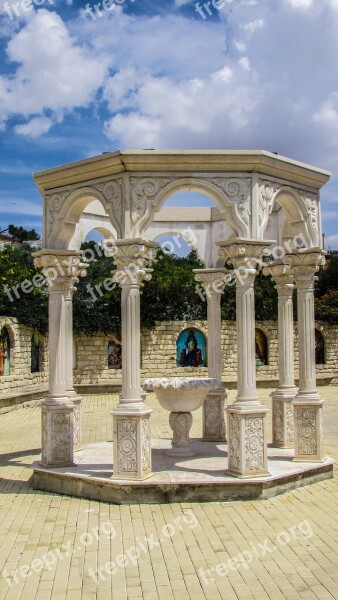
{"left": 0, "top": 0, "right": 338, "bottom": 247}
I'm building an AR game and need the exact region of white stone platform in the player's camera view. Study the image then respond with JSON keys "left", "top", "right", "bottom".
{"left": 32, "top": 438, "right": 335, "bottom": 504}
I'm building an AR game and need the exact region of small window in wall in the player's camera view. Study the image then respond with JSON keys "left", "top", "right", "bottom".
{"left": 31, "top": 331, "right": 41, "bottom": 373}
{"left": 177, "top": 328, "right": 207, "bottom": 368}
{"left": 255, "top": 329, "right": 268, "bottom": 366}
{"left": 315, "top": 329, "right": 325, "bottom": 365}
{"left": 0, "top": 327, "right": 11, "bottom": 376}
{"left": 108, "top": 336, "right": 122, "bottom": 369}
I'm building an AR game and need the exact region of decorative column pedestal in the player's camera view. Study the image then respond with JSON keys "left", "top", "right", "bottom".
{"left": 112, "top": 240, "right": 158, "bottom": 480}
{"left": 264, "top": 264, "right": 297, "bottom": 448}
{"left": 33, "top": 250, "right": 88, "bottom": 467}
{"left": 218, "top": 240, "right": 273, "bottom": 478}
{"left": 289, "top": 250, "right": 326, "bottom": 463}
{"left": 193, "top": 269, "right": 229, "bottom": 441}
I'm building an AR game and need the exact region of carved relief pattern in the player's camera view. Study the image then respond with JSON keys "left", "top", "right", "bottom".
{"left": 169, "top": 412, "right": 193, "bottom": 448}
{"left": 33, "top": 253, "right": 88, "bottom": 293}
{"left": 228, "top": 414, "right": 240, "bottom": 470}
{"left": 45, "top": 191, "right": 70, "bottom": 236}
{"left": 297, "top": 407, "right": 317, "bottom": 455}
{"left": 301, "top": 192, "right": 319, "bottom": 235}
{"left": 286, "top": 402, "right": 295, "bottom": 443}
{"left": 94, "top": 179, "right": 123, "bottom": 237}
{"left": 117, "top": 418, "right": 137, "bottom": 473}
{"left": 141, "top": 417, "right": 151, "bottom": 473}
{"left": 112, "top": 242, "right": 158, "bottom": 287}
{"left": 51, "top": 413, "right": 72, "bottom": 464}
{"left": 205, "top": 395, "right": 224, "bottom": 438}
{"left": 143, "top": 377, "right": 220, "bottom": 391}
{"left": 258, "top": 180, "right": 280, "bottom": 236}
{"left": 41, "top": 411, "right": 48, "bottom": 463}
{"left": 273, "top": 399, "right": 284, "bottom": 444}
{"left": 130, "top": 177, "right": 171, "bottom": 235}
{"left": 73, "top": 402, "right": 81, "bottom": 447}
{"left": 245, "top": 416, "right": 264, "bottom": 471}
{"left": 211, "top": 177, "right": 251, "bottom": 227}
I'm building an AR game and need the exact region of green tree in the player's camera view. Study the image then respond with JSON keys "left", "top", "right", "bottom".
{"left": 0, "top": 243, "right": 48, "bottom": 331}
{"left": 7, "top": 225, "right": 40, "bottom": 243}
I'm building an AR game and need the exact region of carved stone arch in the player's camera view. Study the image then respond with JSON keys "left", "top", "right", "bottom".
{"left": 259, "top": 181, "right": 318, "bottom": 247}
{"left": 45, "top": 181, "right": 123, "bottom": 249}
{"left": 130, "top": 177, "right": 249, "bottom": 239}
{"left": 274, "top": 186, "right": 319, "bottom": 248}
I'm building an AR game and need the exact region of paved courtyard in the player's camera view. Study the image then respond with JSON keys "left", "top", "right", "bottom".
{"left": 0, "top": 387, "right": 337, "bottom": 600}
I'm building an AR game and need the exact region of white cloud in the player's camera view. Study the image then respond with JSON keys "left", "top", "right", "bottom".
{"left": 14, "top": 116, "right": 54, "bottom": 138}
{"left": 0, "top": 9, "right": 109, "bottom": 128}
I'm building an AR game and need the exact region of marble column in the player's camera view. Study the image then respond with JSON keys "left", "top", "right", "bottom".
{"left": 263, "top": 264, "right": 297, "bottom": 448}
{"left": 65, "top": 287, "right": 84, "bottom": 449}
{"left": 218, "top": 240, "right": 273, "bottom": 478}
{"left": 111, "top": 239, "right": 158, "bottom": 480}
{"left": 33, "top": 250, "right": 88, "bottom": 467}
{"left": 288, "top": 250, "right": 326, "bottom": 462}
{"left": 193, "top": 269, "right": 228, "bottom": 441}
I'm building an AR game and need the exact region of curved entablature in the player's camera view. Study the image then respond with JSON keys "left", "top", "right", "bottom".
{"left": 258, "top": 181, "right": 321, "bottom": 248}
{"left": 44, "top": 183, "right": 122, "bottom": 250}
{"left": 128, "top": 177, "right": 249, "bottom": 240}
{"left": 36, "top": 150, "right": 329, "bottom": 252}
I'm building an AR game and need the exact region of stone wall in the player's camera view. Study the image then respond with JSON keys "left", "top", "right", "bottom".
{"left": 1, "top": 318, "right": 337, "bottom": 411}
{"left": 0, "top": 316, "right": 48, "bottom": 410}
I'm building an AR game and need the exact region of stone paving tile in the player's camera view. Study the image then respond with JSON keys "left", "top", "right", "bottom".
{"left": 0, "top": 387, "right": 337, "bottom": 599}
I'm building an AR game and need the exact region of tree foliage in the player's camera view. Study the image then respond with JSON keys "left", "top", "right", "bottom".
{"left": 0, "top": 243, "right": 48, "bottom": 332}
{"left": 7, "top": 225, "right": 40, "bottom": 243}
{"left": 2, "top": 241, "right": 338, "bottom": 333}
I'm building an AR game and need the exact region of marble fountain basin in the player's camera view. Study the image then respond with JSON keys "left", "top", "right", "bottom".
{"left": 143, "top": 377, "right": 220, "bottom": 457}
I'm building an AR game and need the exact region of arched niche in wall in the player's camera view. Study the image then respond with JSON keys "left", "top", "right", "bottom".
{"left": 31, "top": 331, "right": 41, "bottom": 373}
{"left": 315, "top": 329, "right": 325, "bottom": 365}
{"left": 0, "top": 326, "right": 11, "bottom": 376}
{"left": 255, "top": 328, "right": 268, "bottom": 366}
{"left": 176, "top": 328, "right": 207, "bottom": 368}
{"left": 108, "top": 335, "right": 122, "bottom": 369}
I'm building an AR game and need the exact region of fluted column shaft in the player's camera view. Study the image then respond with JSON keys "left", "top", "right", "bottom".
{"left": 296, "top": 277, "right": 317, "bottom": 395}
{"left": 120, "top": 282, "right": 143, "bottom": 402}
{"left": 193, "top": 269, "right": 228, "bottom": 441}
{"left": 264, "top": 264, "right": 296, "bottom": 448}
{"left": 111, "top": 239, "right": 159, "bottom": 480}
{"left": 235, "top": 271, "right": 257, "bottom": 404}
{"left": 217, "top": 239, "right": 274, "bottom": 477}
{"left": 288, "top": 249, "right": 326, "bottom": 462}
{"left": 32, "top": 250, "right": 87, "bottom": 467}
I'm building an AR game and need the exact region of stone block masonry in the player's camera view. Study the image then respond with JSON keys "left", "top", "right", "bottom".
{"left": 1, "top": 318, "right": 337, "bottom": 411}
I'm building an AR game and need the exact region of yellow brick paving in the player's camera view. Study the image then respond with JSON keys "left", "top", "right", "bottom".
{"left": 0, "top": 388, "right": 337, "bottom": 600}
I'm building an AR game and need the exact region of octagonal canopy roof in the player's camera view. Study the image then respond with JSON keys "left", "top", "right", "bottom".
{"left": 34, "top": 150, "right": 330, "bottom": 193}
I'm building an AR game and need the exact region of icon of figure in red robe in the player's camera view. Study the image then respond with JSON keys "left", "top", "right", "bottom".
{"left": 179, "top": 330, "right": 202, "bottom": 367}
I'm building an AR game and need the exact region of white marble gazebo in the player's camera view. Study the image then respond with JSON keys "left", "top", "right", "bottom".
{"left": 32, "top": 150, "right": 330, "bottom": 485}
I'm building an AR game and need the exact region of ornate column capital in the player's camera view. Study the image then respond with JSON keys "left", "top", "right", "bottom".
{"left": 111, "top": 239, "right": 159, "bottom": 287}
{"left": 193, "top": 268, "right": 230, "bottom": 299}
{"left": 286, "top": 249, "right": 325, "bottom": 289}
{"left": 32, "top": 249, "right": 88, "bottom": 293}
{"left": 263, "top": 263, "right": 295, "bottom": 295}
{"left": 217, "top": 238, "right": 275, "bottom": 270}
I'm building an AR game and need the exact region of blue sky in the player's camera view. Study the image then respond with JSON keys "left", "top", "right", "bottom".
{"left": 0, "top": 0, "right": 338, "bottom": 248}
